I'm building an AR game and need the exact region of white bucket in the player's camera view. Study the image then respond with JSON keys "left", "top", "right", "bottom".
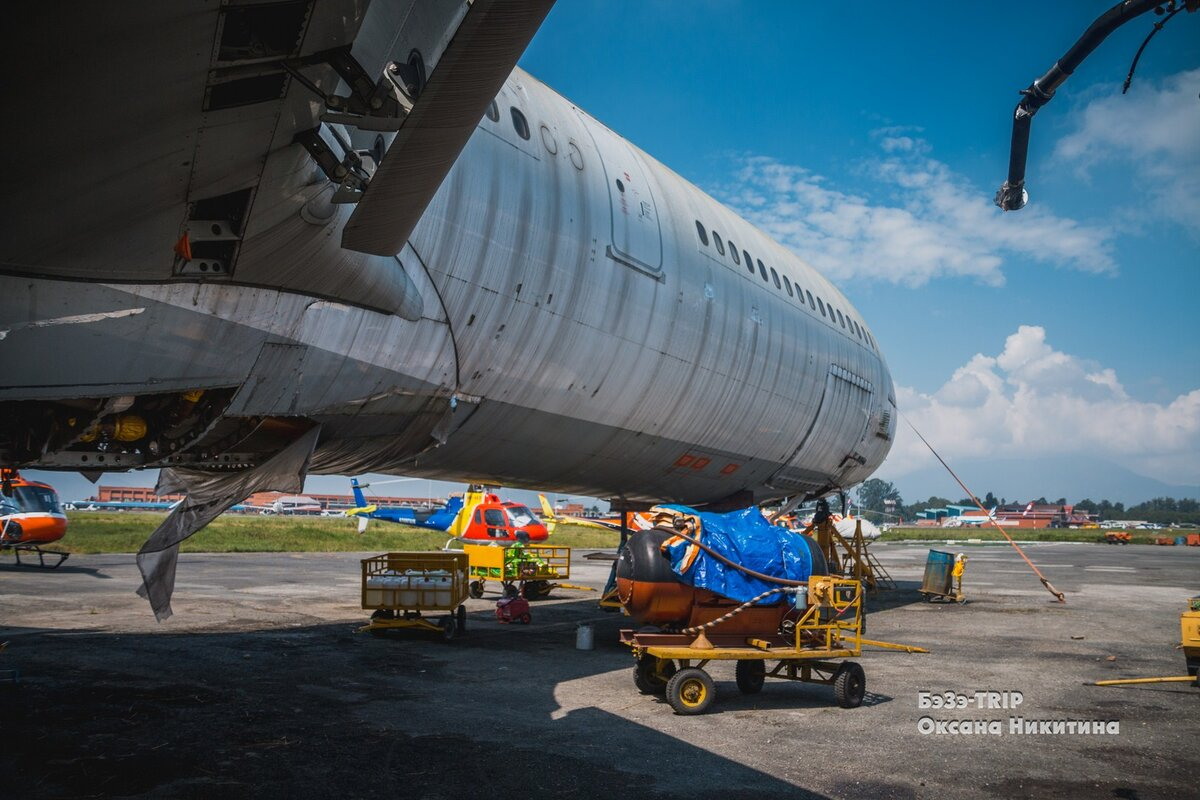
{"left": 575, "top": 622, "right": 594, "bottom": 650}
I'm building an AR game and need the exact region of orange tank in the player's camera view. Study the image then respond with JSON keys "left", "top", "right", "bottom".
{"left": 616, "top": 526, "right": 826, "bottom": 633}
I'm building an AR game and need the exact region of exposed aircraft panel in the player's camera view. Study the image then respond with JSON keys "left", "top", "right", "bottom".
{"left": 771, "top": 365, "right": 875, "bottom": 491}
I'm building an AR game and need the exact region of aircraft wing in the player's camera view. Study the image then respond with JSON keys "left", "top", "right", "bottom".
{"left": 2, "top": 0, "right": 555, "bottom": 310}
{"left": 343, "top": 0, "right": 556, "bottom": 255}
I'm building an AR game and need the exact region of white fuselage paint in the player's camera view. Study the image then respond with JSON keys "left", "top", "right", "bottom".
{"left": 0, "top": 67, "right": 894, "bottom": 504}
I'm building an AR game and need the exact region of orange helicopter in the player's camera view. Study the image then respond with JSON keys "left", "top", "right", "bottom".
{"left": 450, "top": 489, "right": 549, "bottom": 543}
{"left": 1, "top": 468, "right": 69, "bottom": 568}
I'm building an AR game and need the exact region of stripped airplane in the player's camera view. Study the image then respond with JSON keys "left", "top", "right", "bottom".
{"left": 0, "top": 2, "right": 896, "bottom": 617}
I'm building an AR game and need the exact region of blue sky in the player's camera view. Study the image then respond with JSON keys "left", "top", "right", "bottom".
{"left": 521, "top": 0, "right": 1200, "bottom": 497}
{"left": 28, "top": 2, "right": 1199, "bottom": 507}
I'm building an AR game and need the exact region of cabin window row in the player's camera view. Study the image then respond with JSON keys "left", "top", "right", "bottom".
{"left": 485, "top": 100, "right": 584, "bottom": 170}
{"left": 695, "top": 219, "right": 878, "bottom": 351}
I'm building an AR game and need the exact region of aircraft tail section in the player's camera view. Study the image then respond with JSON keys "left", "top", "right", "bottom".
{"left": 350, "top": 478, "right": 368, "bottom": 509}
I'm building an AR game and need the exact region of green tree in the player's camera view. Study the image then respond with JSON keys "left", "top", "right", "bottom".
{"left": 856, "top": 478, "right": 902, "bottom": 514}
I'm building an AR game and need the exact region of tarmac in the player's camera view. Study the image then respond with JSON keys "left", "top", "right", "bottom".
{"left": 1, "top": 540, "right": 1197, "bottom": 799}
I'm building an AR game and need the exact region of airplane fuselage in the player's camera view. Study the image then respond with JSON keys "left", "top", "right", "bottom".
{"left": 0, "top": 15, "right": 894, "bottom": 506}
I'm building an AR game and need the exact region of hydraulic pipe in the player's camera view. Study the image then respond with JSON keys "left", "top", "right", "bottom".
{"left": 995, "top": 0, "right": 1161, "bottom": 211}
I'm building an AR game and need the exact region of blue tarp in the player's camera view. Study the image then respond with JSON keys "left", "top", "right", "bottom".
{"left": 659, "top": 505, "right": 816, "bottom": 606}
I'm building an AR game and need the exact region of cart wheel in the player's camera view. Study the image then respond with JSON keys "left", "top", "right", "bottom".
{"left": 833, "top": 662, "right": 865, "bottom": 709}
{"left": 523, "top": 580, "right": 552, "bottom": 600}
{"left": 666, "top": 668, "right": 715, "bottom": 716}
{"left": 456, "top": 604, "right": 467, "bottom": 632}
{"left": 370, "top": 608, "right": 395, "bottom": 621}
{"left": 503, "top": 583, "right": 519, "bottom": 598}
{"left": 469, "top": 580, "right": 484, "bottom": 599}
{"left": 634, "top": 655, "right": 677, "bottom": 695}
{"left": 735, "top": 659, "right": 766, "bottom": 694}
{"left": 440, "top": 616, "right": 458, "bottom": 641}
{"left": 519, "top": 612, "right": 532, "bottom": 625}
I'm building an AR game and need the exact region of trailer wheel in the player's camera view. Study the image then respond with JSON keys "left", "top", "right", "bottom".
{"left": 519, "top": 612, "right": 532, "bottom": 625}
{"left": 634, "top": 655, "right": 677, "bottom": 695}
{"left": 735, "top": 659, "right": 766, "bottom": 694}
{"left": 456, "top": 604, "right": 467, "bottom": 632}
{"left": 440, "top": 616, "right": 458, "bottom": 641}
{"left": 833, "top": 662, "right": 865, "bottom": 708}
{"left": 468, "top": 580, "right": 484, "bottom": 599}
{"left": 503, "top": 582, "right": 519, "bottom": 598}
{"left": 667, "top": 668, "right": 715, "bottom": 715}
{"left": 523, "top": 580, "right": 552, "bottom": 600}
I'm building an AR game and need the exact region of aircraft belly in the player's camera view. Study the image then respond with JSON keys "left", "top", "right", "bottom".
{"left": 0, "top": 279, "right": 455, "bottom": 414}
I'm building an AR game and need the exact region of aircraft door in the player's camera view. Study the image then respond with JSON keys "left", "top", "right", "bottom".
{"left": 576, "top": 112, "right": 663, "bottom": 277}
{"left": 483, "top": 507, "right": 508, "bottom": 538}
{"left": 768, "top": 365, "right": 875, "bottom": 492}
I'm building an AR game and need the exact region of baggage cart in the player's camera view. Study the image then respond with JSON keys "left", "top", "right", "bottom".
{"left": 358, "top": 551, "right": 470, "bottom": 639}
{"left": 463, "top": 543, "right": 586, "bottom": 600}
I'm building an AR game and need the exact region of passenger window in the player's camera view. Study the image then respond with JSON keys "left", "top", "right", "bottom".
{"left": 770, "top": 268, "right": 781, "bottom": 290}
{"left": 486, "top": 101, "right": 499, "bottom": 122}
{"left": 744, "top": 250, "right": 754, "bottom": 274}
{"left": 817, "top": 297, "right": 826, "bottom": 316}
{"left": 806, "top": 290, "right": 815, "bottom": 310}
{"left": 729, "top": 243, "right": 740, "bottom": 265}
{"left": 757, "top": 259, "right": 768, "bottom": 282}
{"left": 510, "top": 107, "right": 530, "bottom": 140}
{"left": 713, "top": 232, "right": 726, "bottom": 255}
{"left": 696, "top": 221, "right": 709, "bottom": 246}
{"left": 783, "top": 276, "right": 793, "bottom": 297}
{"left": 837, "top": 309, "right": 846, "bottom": 328}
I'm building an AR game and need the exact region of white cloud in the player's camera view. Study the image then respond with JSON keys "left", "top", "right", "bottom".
{"left": 886, "top": 325, "right": 1200, "bottom": 484}
{"left": 719, "top": 136, "right": 1116, "bottom": 287}
{"left": 1054, "top": 68, "right": 1200, "bottom": 230}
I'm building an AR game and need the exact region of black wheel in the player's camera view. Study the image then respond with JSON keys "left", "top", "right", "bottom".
{"left": 503, "top": 582, "right": 519, "bottom": 598}
{"left": 440, "top": 616, "right": 458, "bottom": 641}
{"left": 833, "top": 662, "right": 865, "bottom": 709}
{"left": 519, "top": 612, "right": 532, "bottom": 625}
{"left": 666, "top": 668, "right": 716, "bottom": 716}
{"left": 735, "top": 659, "right": 766, "bottom": 694}
{"left": 523, "top": 580, "right": 552, "bottom": 600}
{"left": 633, "top": 655, "right": 677, "bottom": 695}
{"left": 468, "top": 580, "right": 484, "bottom": 599}
{"left": 456, "top": 604, "right": 467, "bottom": 632}
{"left": 370, "top": 608, "right": 395, "bottom": 621}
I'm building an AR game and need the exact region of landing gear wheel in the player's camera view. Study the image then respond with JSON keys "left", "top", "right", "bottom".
{"left": 666, "top": 668, "right": 715, "bottom": 716}
{"left": 735, "top": 659, "right": 766, "bottom": 694}
{"left": 633, "top": 655, "right": 677, "bottom": 695}
{"left": 456, "top": 604, "right": 467, "bottom": 633}
{"left": 440, "top": 616, "right": 458, "bottom": 641}
{"left": 468, "top": 580, "right": 484, "bottom": 599}
{"left": 833, "top": 662, "right": 865, "bottom": 708}
{"left": 519, "top": 612, "right": 532, "bottom": 625}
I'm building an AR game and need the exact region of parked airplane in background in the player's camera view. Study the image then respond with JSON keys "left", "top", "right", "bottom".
{"left": 65, "top": 499, "right": 181, "bottom": 512}
{"left": 1, "top": 469, "right": 69, "bottom": 568}
{"left": 943, "top": 508, "right": 999, "bottom": 528}
{"left": 0, "top": 2, "right": 896, "bottom": 617}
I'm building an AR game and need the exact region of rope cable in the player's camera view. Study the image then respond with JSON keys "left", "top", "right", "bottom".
{"left": 901, "top": 414, "right": 1066, "bottom": 603}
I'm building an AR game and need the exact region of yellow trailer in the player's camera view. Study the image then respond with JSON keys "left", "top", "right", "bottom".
{"left": 462, "top": 543, "right": 587, "bottom": 599}
{"left": 358, "top": 551, "right": 470, "bottom": 639}
{"left": 621, "top": 576, "right": 927, "bottom": 715}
